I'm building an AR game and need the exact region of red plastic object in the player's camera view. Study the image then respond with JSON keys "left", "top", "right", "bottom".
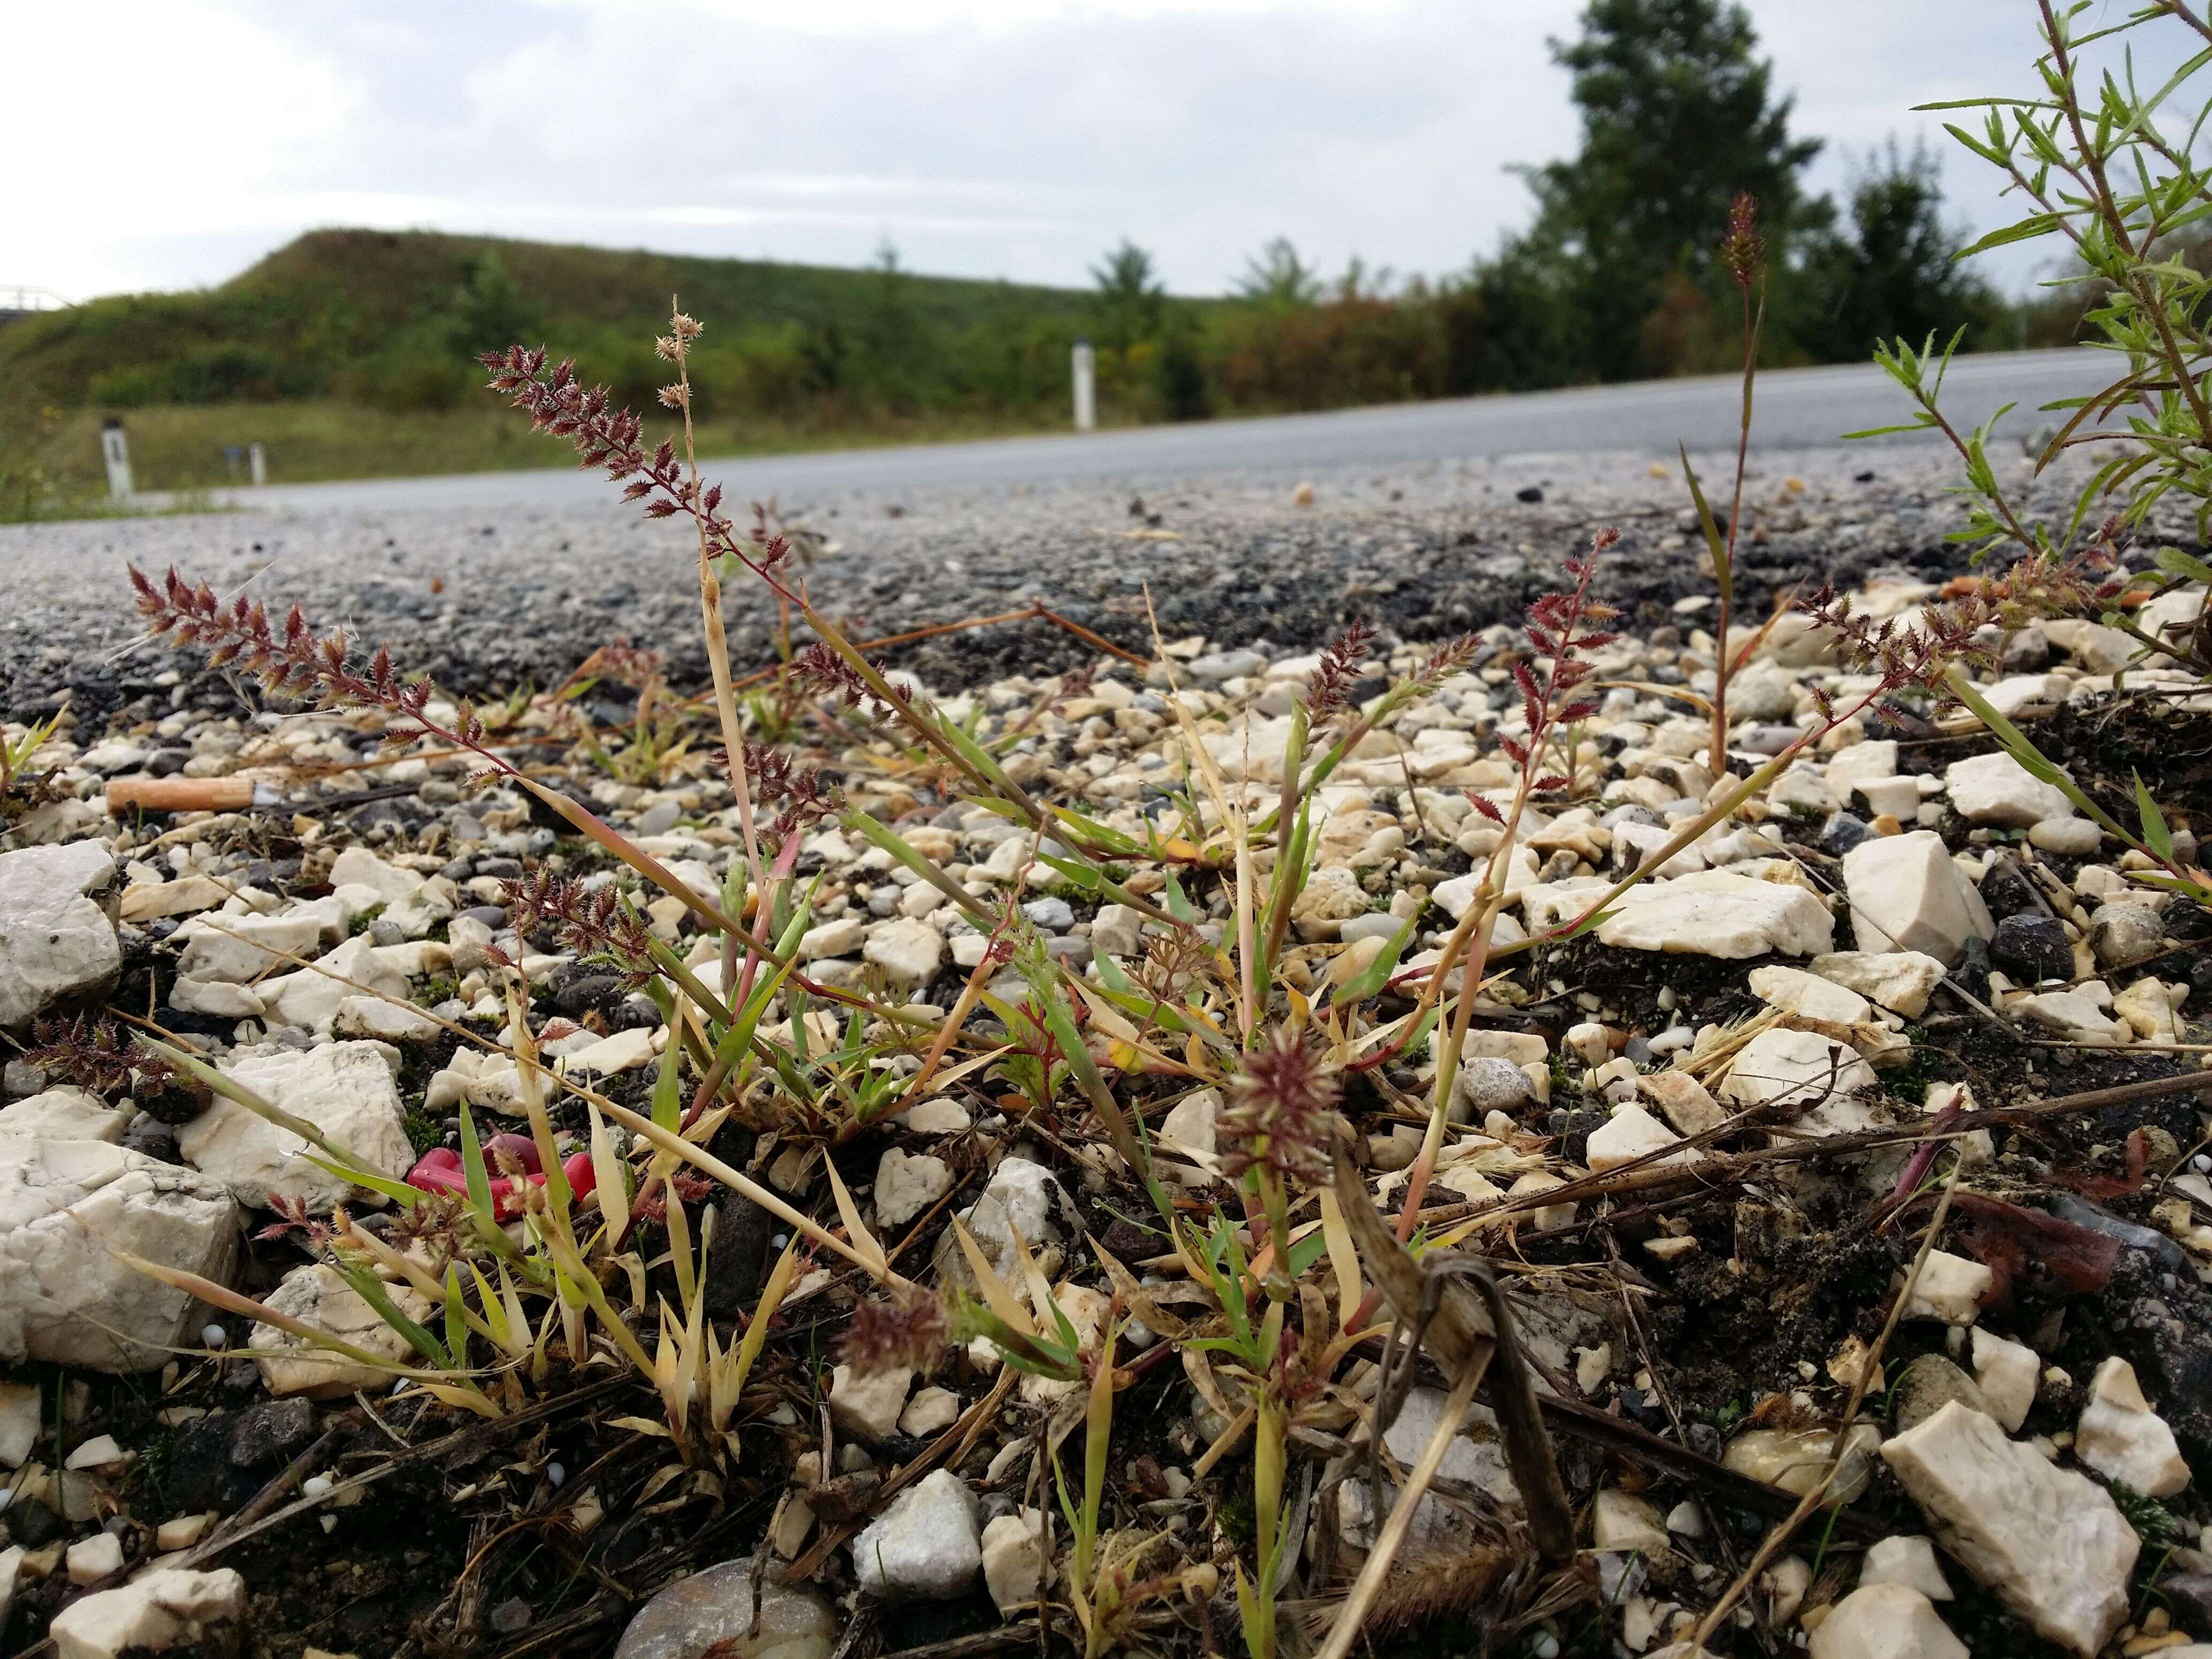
{"left": 406, "top": 1142, "right": 598, "bottom": 1220}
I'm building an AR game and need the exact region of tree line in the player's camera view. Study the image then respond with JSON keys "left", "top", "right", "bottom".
{"left": 1079, "top": 0, "right": 2027, "bottom": 424}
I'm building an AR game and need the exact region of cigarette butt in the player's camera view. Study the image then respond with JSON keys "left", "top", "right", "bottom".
{"left": 106, "top": 776, "right": 261, "bottom": 814}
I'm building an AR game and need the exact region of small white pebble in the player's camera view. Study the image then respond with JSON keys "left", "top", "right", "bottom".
{"left": 2195, "top": 1154, "right": 2210, "bottom": 1174}
{"left": 547, "top": 1462, "right": 566, "bottom": 1488}
{"left": 1531, "top": 1634, "right": 1561, "bottom": 1659}
{"left": 302, "top": 1474, "right": 334, "bottom": 1500}
{"left": 771, "top": 1233, "right": 789, "bottom": 1248}
{"left": 203, "top": 1324, "right": 228, "bottom": 1348}
{"left": 322, "top": 1514, "right": 338, "bottom": 1533}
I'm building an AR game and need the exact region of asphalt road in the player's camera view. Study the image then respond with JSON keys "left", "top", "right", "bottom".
{"left": 201, "top": 347, "right": 2112, "bottom": 515}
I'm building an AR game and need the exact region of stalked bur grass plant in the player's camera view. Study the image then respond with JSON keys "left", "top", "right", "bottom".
{"left": 116, "top": 294, "right": 2087, "bottom": 1656}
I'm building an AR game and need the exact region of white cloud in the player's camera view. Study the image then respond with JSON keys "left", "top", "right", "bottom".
{"left": 1, "top": 0, "right": 2188, "bottom": 302}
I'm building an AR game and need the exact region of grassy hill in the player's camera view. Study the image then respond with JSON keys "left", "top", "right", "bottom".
{"left": 0, "top": 229, "right": 1154, "bottom": 497}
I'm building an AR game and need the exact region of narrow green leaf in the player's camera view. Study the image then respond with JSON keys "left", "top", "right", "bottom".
{"left": 443, "top": 1265, "right": 470, "bottom": 1369}
{"left": 650, "top": 1023, "right": 684, "bottom": 1133}
{"left": 1161, "top": 871, "right": 1196, "bottom": 924}
{"left": 458, "top": 1102, "right": 495, "bottom": 1221}
{"left": 1679, "top": 445, "right": 1732, "bottom": 603}
{"left": 2134, "top": 771, "right": 2174, "bottom": 861}
{"left": 1329, "top": 911, "right": 1419, "bottom": 1004}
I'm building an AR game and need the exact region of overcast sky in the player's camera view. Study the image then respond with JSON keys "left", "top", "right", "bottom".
{"left": 1, "top": 0, "right": 2184, "bottom": 305}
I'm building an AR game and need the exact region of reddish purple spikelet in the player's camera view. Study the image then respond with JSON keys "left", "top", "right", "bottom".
{"left": 841, "top": 1284, "right": 952, "bottom": 1376}
{"left": 501, "top": 868, "right": 658, "bottom": 988}
{"left": 732, "top": 737, "right": 840, "bottom": 839}
{"left": 787, "top": 642, "right": 881, "bottom": 711}
{"left": 24, "top": 1014, "right": 179, "bottom": 1100}
{"left": 1305, "top": 619, "right": 1377, "bottom": 721}
{"left": 128, "top": 565, "right": 489, "bottom": 743}
{"left": 1220, "top": 1026, "right": 1342, "bottom": 1187}
{"left": 1721, "top": 191, "right": 1761, "bottom": 292}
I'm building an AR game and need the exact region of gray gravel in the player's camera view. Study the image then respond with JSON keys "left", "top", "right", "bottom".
{"left": 0, "top": 440, "right": 2146, "bottom": 727}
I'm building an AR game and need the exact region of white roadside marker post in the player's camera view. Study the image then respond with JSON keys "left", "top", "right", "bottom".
{"left": 100, "top": 418, "right": 133, "bottom": 499}
{"left": 1072, "top": 340, "right": 1096, "bottom": 433}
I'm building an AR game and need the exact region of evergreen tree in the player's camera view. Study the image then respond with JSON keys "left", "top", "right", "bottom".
{"left": 1518, "top": 0, "right": 1822, "bottom": 378}
{"left": 1089, "top": 239, "right": 1165, "bottom": 350}
{"left": 1235, "top": 238, "right": 1323, "bottom": 307}
{"left": 1793, "top": 140, "right": 2009, "bottom": 362}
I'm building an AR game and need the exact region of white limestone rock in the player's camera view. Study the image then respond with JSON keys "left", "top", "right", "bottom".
{"left": 1525, "top": 870, "right": 1832, "bottom": 958}
{"left": 169, "top": 975, "right": 265, "bottom": 1019}
{"left": 1841, "top": 833, "right": 1993, "bottom": 965}
{"left": 2028, "top": 817, "right": 2102, "bottom": 856}
{"left": 1296, "top": 863, "right": 1381, "bottom": 939}
{"left": 263, "top": 932, "right": 410, "bottom": 1037}
{"left": 174, "top": 910, "right": 324, "bottom": 984}
{"left": 0, "top": 1138, "right": 239, "bottom": 1371}
{"left": 864, "top": 918, "right": 944, "bottom": 987}
{"left": 1970, "top": 1329, "right": 2039, "bottom": 1433}
{"left": 332, "top": 995, "right": 440, "bottom": 1044}
{"left": 1719, "top": 1027, "right": 1879, "bottom": 1136}
{"left": 1807, "top": 1582, "right": 1966, "bottom": 1659}
{"left": 1808, "top": 951, "right": 1947, "bottom": 1018}
{"left": 0, "top": 841, "right": 121, "bottom": 1030}
{"left": 49, "top": 1567, "right": 246, "bottom": 1659}
{"left": 1860, "top": 1535, "right": 1953, "bottom": 1602}
{"left": 2042, "top": 618, "right": 2136, "bottom": 674}
{"left": 0, "top": 1379, "right": 39, "bottom": 1467}
{"left": 797, "top": 917, "right": 867, "bottom": 961}
{"left": 898, "top": 1385, "right": 962, "bottom": 1438}
{"left": 960, "top": 1157, "right": 1064, "bottom": 1274}
{"left": 1897, "top": 1252, "right": 1993, "bottom": 1326}
{"left": 68, "top": 1530, "right": 124, "bottom": 1585}
{"left": 829, "top": 1363, "right": 913, "bottom": 1443}
{"left": 612, "top": 1553, "right": 838, "bottom": 1659}
{"left": 248, "top": 1261, "right": 434, "bottom": 1397}
{"left": 328, "top": 846, "right": 427, "bottom": 906}
{"left": 1944, "top": 752, "right": 2076, "bottom": 828}
{"left": 853, "top": 1468, "right": 982, "bottom": 1600}
{"left": 1826, "top": 739, "right": 1901, "bottom": 794}
{"left": 901, "top": 1096, "right": 972, "bottom": 1135}
{"left": 560, "top": 1027, "right": 660, "bottom": 1077}
{"left": 0, "top": 1086, "right": 133, "bottom": 1144}
{"left": 1157, "top": 1088, "right": 1222, "bottom": 1186}
{"left": 1746, "top": 965, "right": 1884, "bottom": 1054}
{"left": 1339, "top": 1389, "right": 1524, "bottom": 1549}
{"left": 980, "top": 1507, "right": 1051, "bottom": 1615}
{"left": 873, "top": 1148, "right": 953, "bottom": 1230}
{"left": 2074, "top": 1356, "right": 2190, "bottom": 1497}
{"left": 1587, "top": 1104, "right": 1699, "bottom": 1173}
{"left": 2114, "top": 977, "right": 2180, "bottom": 1043}
{"left": 2015, "top": 990, "right": 2127, "bottom": 1046}
{"left": 1638, "top": 1071, "right": 1727, "bottom": 1137}
{"left": 1881, "top": 1401, "right": 2136, "bottom": 1657}
{"left": 183, "top": 1042, "right": 414, "bottom": 1213}
{"left": 1593, "top": 1487, "right": 1671, "bottom": 1553}
{"left": 1090, "top": 903, "right": 1144, "bottom": 959}
{"left": 2087, "top": 903, "right": 2167, "bottom": 970}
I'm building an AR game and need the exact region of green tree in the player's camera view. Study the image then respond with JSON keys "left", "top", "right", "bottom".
{"left": 1089, "top": 238, "right": 1165, "bottom": 350}
{"left": 1235, "top": 238, "right": 1322, "bottom": 307}
{"left": 1518, "top": 0, "right": 1824, "bottom": 379}
{"left": 1153, "top": 309, "right": 1212, "bottom": 422}
{"left": 444, "top": 252, "right": 535, "bottom": 360}
{"left": 1793, "top": 140, "right": 2012, "bottom": 362}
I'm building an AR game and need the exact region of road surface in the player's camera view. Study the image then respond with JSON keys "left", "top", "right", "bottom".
{"left": 193, "top": 347, "right": 2113, "bottom": 515}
